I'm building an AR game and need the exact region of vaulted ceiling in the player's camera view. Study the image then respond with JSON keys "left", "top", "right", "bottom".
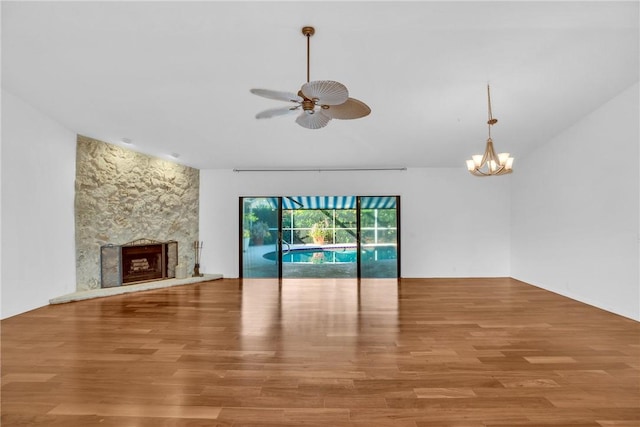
{"left": 2, "top": 1, "right": 638, "bottom": 170}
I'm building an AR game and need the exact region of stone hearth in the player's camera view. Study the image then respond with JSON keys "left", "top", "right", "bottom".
{"left": 50, "top": 274, "right": 222, "bottom": 305}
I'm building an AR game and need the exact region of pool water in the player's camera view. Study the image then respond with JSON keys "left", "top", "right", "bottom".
{"left": 264, "top": 246, "right": 397, "bottom": 264}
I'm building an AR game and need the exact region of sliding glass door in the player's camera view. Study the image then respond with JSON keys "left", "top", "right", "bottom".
{"left": 240, "top": 197, "right": 281, "bottom": 278}
{"left": 240, "top": 196, "right": 399, "bottom": 279}
{"left": 358, "top": 196, "right": 399, "bottom": 278}
{"left": 281, "top": 200, "right": 358, "bottom": 278}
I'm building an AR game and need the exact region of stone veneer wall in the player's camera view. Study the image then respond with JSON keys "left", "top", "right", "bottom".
{"left": 75, "top": 135, "right": 199, "bottom": 291}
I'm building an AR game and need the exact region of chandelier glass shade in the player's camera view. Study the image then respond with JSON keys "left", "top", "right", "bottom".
{"left": 466, "top": 85, "right": 514, "bottom": 176}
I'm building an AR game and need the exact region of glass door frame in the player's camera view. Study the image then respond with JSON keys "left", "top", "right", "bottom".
{"left": 357, "top": 195, "right": 401, "bottom": 279}
{"left": 239, "top": 196, "right": 282, "bottom": 279}
{"left": 239, "top": 195, "right": 400, "bottom": 279}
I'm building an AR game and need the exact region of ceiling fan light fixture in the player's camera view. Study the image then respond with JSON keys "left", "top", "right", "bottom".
{"left": 250, "top": 26, "right": 370, "bottom": 129}
{"left": 466, "top": 85, "right": 514, "bottom": 176}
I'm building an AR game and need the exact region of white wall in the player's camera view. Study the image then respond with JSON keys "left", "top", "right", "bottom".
{"left": 1, "top": 89, "right": 77, "bottom": 319}
{"left": 199, "top": 167, "right": 511, "bottom": 279}
{"left": 511, "top": 83, "right": 640, "bottom": 321}
{"left": 2, "top": 83, "right": 636, "bottom": 320}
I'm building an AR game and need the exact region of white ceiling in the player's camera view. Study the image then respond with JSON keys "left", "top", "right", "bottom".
{"left": 2, "top": 1, "right": 638, "bottom": 170}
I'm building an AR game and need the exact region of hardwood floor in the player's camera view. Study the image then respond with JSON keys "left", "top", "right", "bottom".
{"left": 2, "top": 278, "right": 639, "bottom": 426}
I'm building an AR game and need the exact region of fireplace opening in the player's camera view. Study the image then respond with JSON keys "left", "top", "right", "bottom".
{"left": 122, "top": 244, "right": 164, "bottom": 284}
{"left": 101, "top": 239, "right": 178, "bottom": 288}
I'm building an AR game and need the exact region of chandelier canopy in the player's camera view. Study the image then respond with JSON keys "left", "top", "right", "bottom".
{"left": 466, "top": 85, "right": 514, "bottom": 176}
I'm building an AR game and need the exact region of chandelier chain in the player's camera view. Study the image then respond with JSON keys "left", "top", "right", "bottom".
{"left": 487, "top": 84, "right": 493, "bottom": 138}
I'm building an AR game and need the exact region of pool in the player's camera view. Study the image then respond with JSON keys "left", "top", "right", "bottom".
{"left": 263, "top": 246, "right": 397, "bottom": 264}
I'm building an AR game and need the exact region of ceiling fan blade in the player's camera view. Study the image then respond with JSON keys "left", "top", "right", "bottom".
{"left": 300, "top": 80, "right": 349, "bottom": 105}
{"left": 295, "top": 111, "right": 331, "bottom": 129}
{"left": 250, "top": 88, "right": 302, "bottom": 103}
{"left": 323, "top": 98, "right": 371, "bottom": 120}
{"left": 255, "top": 106, "right": 299, "bottom": 119}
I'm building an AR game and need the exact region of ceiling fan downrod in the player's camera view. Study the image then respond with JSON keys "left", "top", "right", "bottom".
{"left": 302, "top": 26, "right": 315, "bottom": 83}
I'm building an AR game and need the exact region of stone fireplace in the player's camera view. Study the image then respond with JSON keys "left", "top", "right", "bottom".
{"left": 75, "top": 136, "right": 199, "bottom": 292}
{"left": 101, "top": 239, "right": 178, "bottom": 288}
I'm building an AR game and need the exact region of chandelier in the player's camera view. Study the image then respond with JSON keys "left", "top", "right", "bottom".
{"left": 466, "top": 85, "right": 514, "bottom": 176}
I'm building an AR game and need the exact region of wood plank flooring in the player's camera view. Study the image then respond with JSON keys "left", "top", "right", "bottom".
{"left": 2, "top": 278, "right": 639, "bottom": 426}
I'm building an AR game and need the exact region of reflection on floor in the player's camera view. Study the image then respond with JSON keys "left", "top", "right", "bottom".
{"left": 4, "top": 278, "right": 638, "bottom": 426}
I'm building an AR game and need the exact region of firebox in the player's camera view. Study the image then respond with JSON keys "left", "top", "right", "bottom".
{"left": 100, "top": 239, "right": 178, "bottom": 287}
{"left": 122, "top": 243, "right": 164, "bottom": 283}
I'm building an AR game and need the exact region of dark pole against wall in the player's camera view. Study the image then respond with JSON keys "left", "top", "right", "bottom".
{"left": 356, "top": 197, "right": 362, "bottom": 280}
{"left": 277, "top": 197, "right": 283, "bottom": 282}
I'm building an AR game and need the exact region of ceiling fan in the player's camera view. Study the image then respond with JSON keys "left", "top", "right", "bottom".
{"left": 250, "top": 26, "right": 371, "bottom": 129}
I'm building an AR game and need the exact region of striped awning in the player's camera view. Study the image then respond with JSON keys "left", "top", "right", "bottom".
{"left": 268, "top": 196, "right": 397, "bottom": 210}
